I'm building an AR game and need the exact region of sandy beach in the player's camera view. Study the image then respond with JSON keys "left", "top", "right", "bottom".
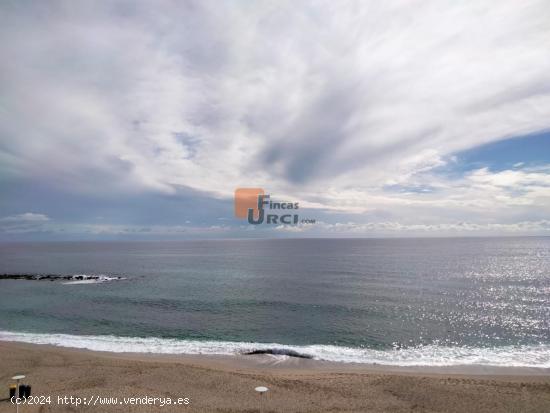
{"left": 0, "top": 342, "right": 549, "bottom": 412}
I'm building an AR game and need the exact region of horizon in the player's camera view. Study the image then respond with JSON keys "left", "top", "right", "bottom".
{"left": 1, "top": 234, "right": 549, "bottom": 244}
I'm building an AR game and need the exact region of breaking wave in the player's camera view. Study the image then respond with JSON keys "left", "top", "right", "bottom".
{"left": 0, "top": 331, "right": 549, "bottom": 367}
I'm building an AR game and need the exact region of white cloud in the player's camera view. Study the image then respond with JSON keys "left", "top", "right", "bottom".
{"left": 288, "top": 219, "right": 550, "bottom": 236}
{"left": 0, "top": 213, "right": 51, "bottom": 234}
{"left": 1, "top": 1, "right": 549, "bottom": 195}
{"left": 0, "top": 213, "right": 50, "bottom": 222}
{"left": 1, "top": 1, "right": 549, "bottom": 236}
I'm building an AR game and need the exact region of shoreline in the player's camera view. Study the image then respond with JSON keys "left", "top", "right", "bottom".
{"left": 1, "top": 341, "right": 550, "bottom": 412}
{"left": 2, "top": 330, "right": 549, "bottom": 372}
{"left": 3, "top": 340, "right": 550, "bottom": 377}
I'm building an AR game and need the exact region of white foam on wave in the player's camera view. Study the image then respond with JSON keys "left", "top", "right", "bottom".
{"left": 1, "top": 330, "right": 549, "bottom": 367}
{"left": 62, "top": 275, "right": 126, "bottom": 285}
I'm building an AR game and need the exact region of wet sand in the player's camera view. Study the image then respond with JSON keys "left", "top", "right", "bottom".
{"left": 1, "top": 341, "right": 549, "bottom": 412}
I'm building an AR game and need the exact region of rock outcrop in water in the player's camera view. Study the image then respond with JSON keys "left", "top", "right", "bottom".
{"left": 244, "top": 349, "right": 313, "bottom": 359}
{"left": 0, "top": 274, "right": 124, "bottom": 282}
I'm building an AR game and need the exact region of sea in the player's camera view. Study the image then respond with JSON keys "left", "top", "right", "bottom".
{"left": 0, "top": 237, "right": 549, "bottom": 367}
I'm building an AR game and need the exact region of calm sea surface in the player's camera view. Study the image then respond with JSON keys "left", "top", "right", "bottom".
{"left": 1, "top": 238, "right": 549, "bottom": 366}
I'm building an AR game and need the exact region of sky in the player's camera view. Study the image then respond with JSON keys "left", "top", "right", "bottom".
{"left": 0, "top": 0, "right": 549, "bottom": 240}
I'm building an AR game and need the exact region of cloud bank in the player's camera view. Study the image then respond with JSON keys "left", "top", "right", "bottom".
{"left": 0, "top": 0, "right": 549, "bottom": 238}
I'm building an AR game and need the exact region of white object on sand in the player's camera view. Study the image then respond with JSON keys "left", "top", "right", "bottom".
{"left": 12, "top": 375, "right": 25, "bottom": 413}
